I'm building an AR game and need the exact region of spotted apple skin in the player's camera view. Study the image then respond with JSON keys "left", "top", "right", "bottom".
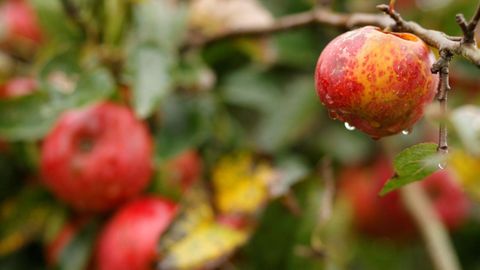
{"left": 315, "top": 26, "right": 438, "bottom": 138}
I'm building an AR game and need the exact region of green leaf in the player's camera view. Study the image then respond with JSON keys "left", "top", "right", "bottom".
{"left": 380, "top": 143, "right": 439, "bottom": 196}
{"left": 126, "top": 0, "right": 189, "bottom": 118}
{"left": 103, "top": 0, "right": 127, "bottom": 45}
{"left": 0, "top": 52, "right": 115, "bottom": 141}
{"left": 0, "top": 154, "right": 16, "bottom": 200}
{"left": 0, "top": 187, "right": 56, "bottom": 256}
{"left": 222, "top": 67, "right": 279, "bottom": 113}
{"left": 30, "top": 0, "right": 83, "bottom": 44}
{"left": 154, "top": 94, "right": 214, "bottom": 160}
{"left": 129, "top": 45, "right": 174, "bottom": 118}
{"left": 0, "top": 93, "right": 57, "bottom": 141}
{"left": 58, "top": 221, "right": 100, "bottom": 270}
{"left": 315, "top": 122, "right": 373, "bottom": 164}
{"left": 132, "top": 0, "right": 188, "bottom": 51}
{"left": 269, "top": 156, "right": 309, "bottom": 197}
{"left": 255, "top": 76, "right": 320, "bottom": 152}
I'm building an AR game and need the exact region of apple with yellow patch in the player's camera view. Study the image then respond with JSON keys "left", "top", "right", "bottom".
{"left": 315, "top": 26, "right": 438, "bottom": 139}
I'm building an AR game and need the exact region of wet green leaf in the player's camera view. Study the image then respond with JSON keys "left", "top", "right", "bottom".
{"left": 380, "top": 143, "right": 439, "bottom": 196}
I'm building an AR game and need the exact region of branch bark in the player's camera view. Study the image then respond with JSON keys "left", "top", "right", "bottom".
{"left": 456, "top": 1, "right": 480, "bottom": 44}
{"left": 186, "top": 6, "right": 480, "bottom": 68}
{"left": 431, "top": 50, "right": 453, "bottom": 155}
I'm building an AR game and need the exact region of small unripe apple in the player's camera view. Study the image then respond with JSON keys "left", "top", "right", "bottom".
{"left": 95, "top": 197, "right": 177, "bottom": 270}
{"left": 40, "top": 102, "right": 153, "bottom": 212}
{"left": 315, "top": 26, "right": 438, "bottom": 138}
{"left": 0, "top": 0, "right": 42, "bottom": 44}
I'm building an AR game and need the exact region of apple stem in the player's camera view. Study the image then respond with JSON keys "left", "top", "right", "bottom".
{"left": 431, "top": 50, "right": 453, "bottom": 155}
{"left": 455, "top": 1, "right": 480, "bottom": 44}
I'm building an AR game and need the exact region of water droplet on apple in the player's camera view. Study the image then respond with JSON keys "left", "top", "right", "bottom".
{"left": 344, "top": 122, "right": 355, "bottom": 131}
{"left": 402, "top": 130, "right": 410, "bottom": 135}
{"left": 438, "top": 162, "right": 446, "bottom": 170}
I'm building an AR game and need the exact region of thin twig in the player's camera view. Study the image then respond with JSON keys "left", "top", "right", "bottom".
{"left": 316, "top": 0, "right": 333, "bottom": 8}
{"left": 455, "top": 14, "right": 470, "bottom": 40}
{"left": 469, "top": 1, "right": 480, "bottom": 32}
{"left": 431, "top": 49, "right": 453, "bottom": 154}
{"left": 60, "top": 0, "right": 97, "bottom": 40}
{"left": 319, "top": 157, "right": 334, "bottom": 225}
{"left": 308, "top": 157, "right": 335, "bottom": 257}
{"left": 456, "top": 1, "right": 480, "bottom": 44}
{"left": 401, "top": 184, "right": 461, "bottom": 270}
{"left": 185, "top": 6, "right": 480, "bottom": 67}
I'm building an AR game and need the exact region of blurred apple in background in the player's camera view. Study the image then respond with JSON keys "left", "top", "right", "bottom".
{"left": 0, "top": 77, "right": 37, "bottom": 99}
{"left": 95, "top": 197, "right": 177, "bottom": 270}
{"left": 40, "top": 102, "right": 154, "bottom": 212}
{"left": 339, "top": 157, "right": 470, "bottom": 240}
{"left": 0, "top": 0, "right": 42, "bottom": 46}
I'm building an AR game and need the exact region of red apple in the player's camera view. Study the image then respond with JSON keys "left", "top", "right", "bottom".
{"left": 95, "top": 197, "right": 177, "bottom": 270}
{"left": 315, "top": 26, "right": 437, "bottom": 139}
{"left": 422, "top": 170, "right": 470, "bottom": 229}
{"left": 339, "top": 157, "right": 469, "bottom": 239}
{"left": 0, "top": 77, "right": 37, "bottom": 98}
{"left": 40, "top": 102, "right": 153, "bottom": 212}
{"left": 0, "top": 0, "right": 42, "bottom": 44}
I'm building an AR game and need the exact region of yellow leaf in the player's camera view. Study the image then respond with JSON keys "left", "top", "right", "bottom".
{"left": 159, "top": 186, "right": 215, "bottom": 252}
{"left": 212, "top": 153, "right": 275, "bottom": 215}
{"left": 158, "top": 223, "right": 248, "bottom": 270}
{"left": 450, "top": 150, "right": 480, "bottom": 201}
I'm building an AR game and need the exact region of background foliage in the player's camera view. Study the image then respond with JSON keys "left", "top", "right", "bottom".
{"left": 1, "top": 0, "right": 480, "bottom": 269}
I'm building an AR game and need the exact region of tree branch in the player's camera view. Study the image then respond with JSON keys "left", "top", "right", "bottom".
{"left": 431, "top": 50, "right": 453, "bottom": 155}
{"left": 456, "top": 1, "right": 480, "bottom": 44}
{"left": 60, "top": 0, "right": 97, "bottom": 41}
{"left": 186, "top": 6, "right": 480, "bottom": 67}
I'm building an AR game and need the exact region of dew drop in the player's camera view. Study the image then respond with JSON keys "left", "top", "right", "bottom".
{"left": 438, "top": 163, "right": 446, "bottom": 170}
{"left": 402, "top": 130, "right": 410, "bottom": 135}
{"left": 344, "top": 122, "right": 356, "bottom": 131}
